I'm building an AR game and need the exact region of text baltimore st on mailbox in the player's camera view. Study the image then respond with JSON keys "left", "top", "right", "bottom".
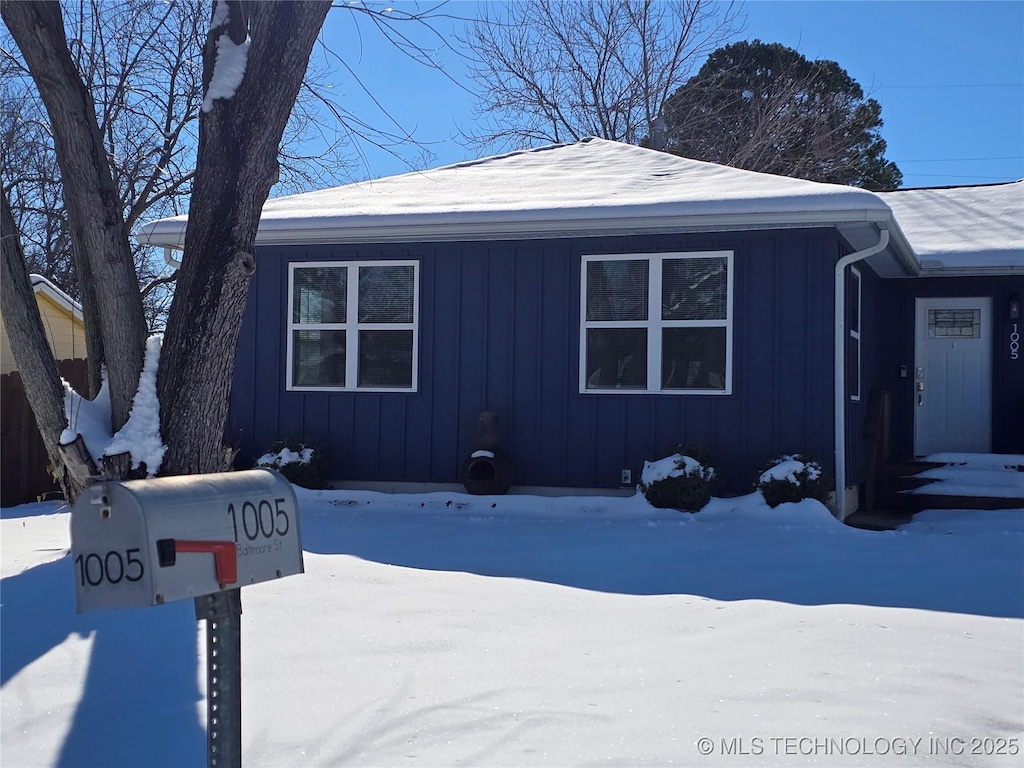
{"left": 70, "top": 469, "right": 304, "bottom": 613}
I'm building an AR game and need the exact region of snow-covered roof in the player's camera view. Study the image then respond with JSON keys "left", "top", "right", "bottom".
{"left": 30, "top": 274, "right": 83, "bottom": 321}
{"left": 878, "top": 181, "right": 1023, "bottom": 275}
{"left": 138, "top": 138, "right": 916, "bottom": 274}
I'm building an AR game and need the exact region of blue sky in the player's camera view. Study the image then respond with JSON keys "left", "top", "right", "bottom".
{"left": 321, "top": 1, "right": 1024, "bottom": 189}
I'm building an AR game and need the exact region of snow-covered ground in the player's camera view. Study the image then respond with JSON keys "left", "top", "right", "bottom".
{"left": 2, "top": 489, "right": 1022, "bottom": 767}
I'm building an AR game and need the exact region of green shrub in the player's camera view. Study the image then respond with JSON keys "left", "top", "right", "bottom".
{"left": 257, "top": 439, "right": 328, "bottom": 489}
{"left": 639, "top": 453, "right": 715, "bottom": 512}
{"left": 673, "top": 443, "right": 714, "bottom": 468}
{"left": 757, "top": 455, "right": 830, "bottom": 508}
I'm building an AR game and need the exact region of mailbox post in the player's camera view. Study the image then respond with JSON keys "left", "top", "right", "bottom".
{"left": 70, "top": 469, "right": 303, "bottom": 768}
{"left": 196, "top": 589, "right": 243, "bottom": 768}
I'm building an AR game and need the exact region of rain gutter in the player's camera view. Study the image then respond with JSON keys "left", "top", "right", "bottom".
{"left": 137, "top": 208, "right": 900, "bottom": 250}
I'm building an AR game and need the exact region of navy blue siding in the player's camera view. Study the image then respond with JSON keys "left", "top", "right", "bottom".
{"left": 230, "top": 229, "right": 844, "bottom": 492}
{"left": 844, "top": 258, "right": 902, "bottom": 487}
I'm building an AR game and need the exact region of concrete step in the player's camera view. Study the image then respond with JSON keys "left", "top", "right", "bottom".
{"left": 870, "top": 458, "right": 1024, "bottom": 514}
{"left": 896, "top": 491, "right": 1024, "bottom": 511}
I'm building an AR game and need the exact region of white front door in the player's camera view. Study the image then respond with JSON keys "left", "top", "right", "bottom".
{"left": 914, "top": 297, "right": 992, "bottom": 456}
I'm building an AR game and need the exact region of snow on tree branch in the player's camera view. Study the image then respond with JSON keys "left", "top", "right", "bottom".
{"left": 202, "top": 1, "right": 250, "bottom": 113}
{"left": 61, "top": 335, "right": 167, "bottom": 476}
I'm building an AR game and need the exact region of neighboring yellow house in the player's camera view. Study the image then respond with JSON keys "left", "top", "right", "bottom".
{"left": 0, "top": 274, "right": 86, "bottom": 373}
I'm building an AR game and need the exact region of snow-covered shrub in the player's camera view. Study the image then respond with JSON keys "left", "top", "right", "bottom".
{"left": 757, "top": 454, "right": 830, "bottom": 508}
{"left": 639, "top": 453, "right": 715, "bottom": 512}
{"left": 257, "top": 440, "right": 327, "bottom": 489}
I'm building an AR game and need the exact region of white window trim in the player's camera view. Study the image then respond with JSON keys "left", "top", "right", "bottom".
{"left": 579, "top": 251, "right": 734, "bottom": 395}
{"left": 849, "top": 266, "right": 861, "bottom": 402}
{"left": 287, "top": 260, "right": 419, "bottom": 392}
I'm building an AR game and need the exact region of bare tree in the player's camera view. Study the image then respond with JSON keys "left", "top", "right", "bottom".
{"left": 2, "top": 0, "right": 331, "bottom": 498}
{"left": 2, "top": 0, "right": 457, "bottom": 334}
{"left": 459, "top": 0, "right": 741, "bottom": 150}
{"left": 2, "top": 0, "right": 208, "bottom": 332}
{"left": 297, "top": 1, "right": 471, "bottom": 178}
{"left": 1, "top": 76, "right": 74, "bottom": 287}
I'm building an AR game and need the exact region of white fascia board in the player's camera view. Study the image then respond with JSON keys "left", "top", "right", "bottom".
{"left": 136, "top": 208, "right": 917, "bottom": 269}
{"left": 29, "top": 274, "right": 83, "bottom": 320}
{"left": 253, "top": 209, "right": 898, "bottom": 245}
{"left": 890, "top": 222, "right": 921, "bottom": 276}
{"left": 136, "top": 223, "right": 186, "bottom": 250}
{"left": 918, "top": 264, "right": 1024, "bottom": 277}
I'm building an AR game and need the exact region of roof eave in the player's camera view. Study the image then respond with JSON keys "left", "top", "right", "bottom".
{"left": 139, "top": 207, "right": 904, "bottom": 251}
{"left": 870, "top": 217, "right": 920, "bottom": 277}
{"left": 30, "top": 275, "right": 84, "bottom": 321}
{"left": 917, "top": 264, "right": 1024, "bottom": 278}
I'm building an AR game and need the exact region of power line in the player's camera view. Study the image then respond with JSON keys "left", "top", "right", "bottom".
{"left": 901, "top": 173, "right": 1021, "bottom": 180}
{"left": 877, "top": 83, "right": 1023, "bottom": 89}
{"left": 893, "top": 156, "right": 1024, "bottom": 163}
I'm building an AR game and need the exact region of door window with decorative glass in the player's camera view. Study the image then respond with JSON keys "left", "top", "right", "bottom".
{"left": 288, "top": 261, "right": 418, "bottom": 391}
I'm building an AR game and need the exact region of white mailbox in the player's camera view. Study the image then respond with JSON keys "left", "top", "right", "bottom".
{"left": 70, "top": 469, "right": 303, "bottom": 613}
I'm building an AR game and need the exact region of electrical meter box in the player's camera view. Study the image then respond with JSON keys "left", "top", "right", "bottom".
{"left": 70, "top": 469, "right": 303, "bottom": 613}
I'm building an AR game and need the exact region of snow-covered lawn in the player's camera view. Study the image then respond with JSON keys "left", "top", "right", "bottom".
{"left": 2, "top": 489, "right": 1022, "bottom": 767}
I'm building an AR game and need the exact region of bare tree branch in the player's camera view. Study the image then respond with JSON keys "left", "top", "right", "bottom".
{"left": 459, "top": 0, "right": 742, "bottom": 151}
{"left": 3, "top": 0, "right": 471, "bottom": 331}
{"left": 2, "top": 0, "right": 333, "bottom": 502}
{"left": 140, "top": 269, "right": 178, "bottom": 301}
{"left": 3, "top": 0, "right": 147, "bottom": 423}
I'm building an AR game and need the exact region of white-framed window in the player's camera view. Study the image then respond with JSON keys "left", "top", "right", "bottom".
{"left": 287, "top": 260, "right": 419, "bottom": 392}
{"left": 848, "top": 266, "right": 862, "bottom": 402}
{"left": 579, "top": 251, "right": 733, "bottom": 394}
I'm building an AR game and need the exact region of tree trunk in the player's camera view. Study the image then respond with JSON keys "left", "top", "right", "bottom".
{"left": 4, "top": 0, "right": 330, "bottom": 490}
{"left": 2, "top": 0, "right": 146, "bottom": 429}
{"left": 158, "top": 0, "right": 331, "bottom": 475}
{"left": 0, "top": 190, "right": 89, "bottom": 502}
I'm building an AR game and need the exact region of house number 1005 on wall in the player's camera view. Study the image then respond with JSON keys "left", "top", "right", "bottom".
{"left": 1011, "top": 323, "right": 1019, "bottom": 360}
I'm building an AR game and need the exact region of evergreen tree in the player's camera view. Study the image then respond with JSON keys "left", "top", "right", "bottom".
{"left": 663, "top": 40, "right": 902, "bottom": 190}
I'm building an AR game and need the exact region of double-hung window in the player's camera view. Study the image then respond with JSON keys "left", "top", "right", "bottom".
{"left": 288, "top": 261, "right": 418, "bottom": 391}
{"left": 580, "top": 251, "right": 733, "bottom": 394}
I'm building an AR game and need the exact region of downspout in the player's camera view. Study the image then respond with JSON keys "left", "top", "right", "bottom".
{"left": 834, "top": 227, "right": 889, "bottom": 520}
{"left": 164, "top": 247, "right": 182, "bottom": 269}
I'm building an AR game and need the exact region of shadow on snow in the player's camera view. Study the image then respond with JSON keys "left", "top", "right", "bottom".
{"left": 0, "top": 556, "right": 205, "bottom": 768}
{"left": 2, "top": 499, "right": 1020, "bottom": 766}
{"left": 299, "top": 504, "right": 1024, "bottom": 620}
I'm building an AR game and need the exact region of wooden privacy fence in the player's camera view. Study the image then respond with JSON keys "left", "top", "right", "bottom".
{"left": 1, "top": 358, "right": 89, "bottom": 508}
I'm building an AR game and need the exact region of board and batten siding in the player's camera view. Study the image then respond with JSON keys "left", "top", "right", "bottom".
{"left": 231, "top": 229, "right": 842, "bottom": 492}
{"left": 843, "top": 259, "right": 902, "bottom": 489}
